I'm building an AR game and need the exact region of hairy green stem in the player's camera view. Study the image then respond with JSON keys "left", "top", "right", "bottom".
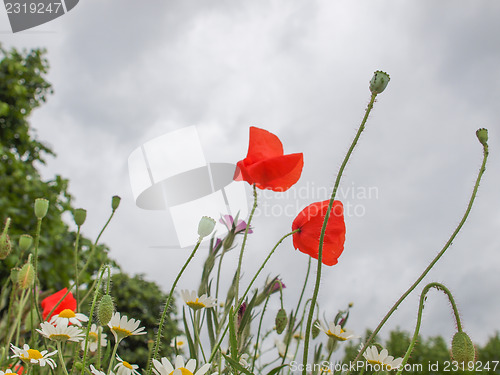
{"left": 395, "top": 283, "right": 462, "bottom": 375}
{"left": 349, "top": 139, "right": 489, "bottom": 371}
{"left": 57, "top": 342, "right": 70, "bottom": 375}
{"left": 234, "top": 185, "right": 258, "bottom": 309}
{"left": 74, "top": 226, "right": 81, "bottom": 310}
{"left": 147, "top": 239, "right": 202, "bottom": 375}
{"left": 302, "top": 92, "right": 378, "bottom": 374}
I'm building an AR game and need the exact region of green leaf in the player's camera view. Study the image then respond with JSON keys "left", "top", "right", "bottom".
{"left": 266, "top": 364, "right": 289, "bottom": 375}
{"left": 182, "top": 307, "right": 196, "bottom": 358}
{"left": 229, "top": 306, "right": 238, "bottom": 360}
{"left": 223, "top": 354, "right": 254, "bottom": 375}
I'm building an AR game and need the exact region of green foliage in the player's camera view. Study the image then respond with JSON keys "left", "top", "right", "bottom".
{"left": 110, "top": 273, "right": 180, "bottom": 368}
{"left": 342, "top": 328, "right": 500, "bottom": 375}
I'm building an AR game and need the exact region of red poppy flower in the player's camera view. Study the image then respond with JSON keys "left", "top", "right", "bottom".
{"left": 234, "top": 127, "right": 303, "bottom": 192}
{"left": 292, "top": 200, "right": 346, "bottom": 266}
{"left": 41, "top": 288, "right": 76, "bottom": 321}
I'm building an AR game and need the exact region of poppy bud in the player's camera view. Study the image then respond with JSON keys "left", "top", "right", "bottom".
{"left": 18, "top": 261, "right": 35, "bottom": 289}
{"left": 111, "top": 195, "right": 121, "bottom": 210}
{"left": 451, "top": 331, "right": 476, "bottom": 368}
{"left": 369, "top": 70, "right": 390, "bottom": 94}
{"left": 476, "top": 128, "right": 488, "bottom": 147}
{"left": 73, "top": 208, "right": 87, "bottom": 226}
{"left": 198, "top": 216, "right": 216, "bottom": 239}
{"left": 312, "top": 319, "right": 321, "bottom": 339}
{"left": 34, "top": 198, "right": 49, "bottom": 219}
{"left": 19, "top": 234, "right": 33, "bottom": 252}
{"left": 275, "top": 308, "right": 288, "bottom": 334}
{"left": 11, "top": 267, "right": 20, "bottom": 284}
{"left": 98, "top": 294, "right": 114, "bottom": 326}
{"left": 0, "top": 218, "right": 11, "bottom": 260}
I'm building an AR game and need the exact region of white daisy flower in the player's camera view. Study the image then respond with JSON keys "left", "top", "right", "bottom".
{"left": 108, "top": 312, "right": 146, "bottom": 342}
{"left": 316, "top": 321, "right": 358, "bottom": 341}
{"left": 0, "top": 370, "right": 13, "bottom": 375}
{"left": 36, "top": 321, "right": 84, "bottom": 342}
{"left": 180, "top": 290, "right": 216, "bottom": 311}
{"left": 81, "top": 324, "right": 108, "bottom": 352}
{"left": 239, "top": 353, "right": 250, "bottom": 368}
{"left": 114, "top": 355, "right": 141, "bottom": 375}
{"left": 90, "top": 365, "right": 113, "bottom": 375}
{"left": 153, "top": 355, "right": 215, "bottom": 375}
{"left": 363, "top": 346, "right": 404, "bottom": 371}
{"left": 170, "top": 335, "right": 187, "bottom": 350}
{"left": 10, "top": 343, "right": 57, "bottom": 369}
{"left": 50, "top": 308, "right": 88, "bottom": 327}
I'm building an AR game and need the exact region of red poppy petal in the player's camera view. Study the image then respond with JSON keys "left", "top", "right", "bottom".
{"left": 41, "top": 288, "right": 76, "bottom": 320}
{"left": 242, "top": 153, "right": 303, "bottom": 192}
{"left": 245, "top": 127, "right": 284, "bottom": 164}
{"left": 292, "top": 200, "right": 346, "bottom": 266}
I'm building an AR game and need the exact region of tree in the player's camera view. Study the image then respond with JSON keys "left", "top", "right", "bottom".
{"left": 0, "top": 44, "right": 178, "bottom": 362}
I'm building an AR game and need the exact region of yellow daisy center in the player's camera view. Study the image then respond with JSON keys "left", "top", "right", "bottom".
{"left": 25, "top": 349, "right": 43, "bottom": 360}
{"left": 112, "top": 326, "right": 132, "bottom": 337}
{"left": 176, "top": 341, "right": 184, "bottom": 346}
{"left": 122, "top": 361, "right": 133, "bottom": 370}
{"left": 49, "top": 334, "right": 71, "bottom": 341}
{"left": 168, "top": 368, "right": 193, "bottom": 375}
{"left": 89, "top": 332, "right": 98, "bottom": 343}
{"left": 58, "top": 309, "right": 76, "bottom": 318}
{"left": 186, "top": 298, "right": 206, "bottom": 310}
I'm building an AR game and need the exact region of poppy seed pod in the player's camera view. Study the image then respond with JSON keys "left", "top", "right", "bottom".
{"left": 0, "top": 218, "right": 11, "bottom": 260}
{"left": 476, "top": 128, "right": 488, "bottom": 147}
{"left": 111, "top": 195, "right": 121, "bottom": 210}
{"left": 275, "top": 308, "right": 288, "bottom": 334}
{"left": 73, "top": 208, "right": 87, "bottom": 226}
{"left": 451, "top": 331, "right": 476, "bottom": 367}
{"left": 98, "top": 294, "right": 114, "bottom": 326}
{"left": 34, "top": 198, "right": 49, "bottom": 219}
{"left": 19, "top": 234, "right": 33, "bottom": 252}
{"left": 198, "top": 216, "right": 216, "bottom": 239}
{"left": 369, "top": 70, "right": 390, "bottom": 94}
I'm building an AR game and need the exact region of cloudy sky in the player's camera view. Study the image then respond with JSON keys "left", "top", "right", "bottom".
{"left": 2, "top": 0, "right": 500, "bottom": 356}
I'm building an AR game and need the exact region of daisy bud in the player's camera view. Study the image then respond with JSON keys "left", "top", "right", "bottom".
{"left": 111, "top": 195, "right": 121, "bottom": 211}
{"left": 19, "top": 234, "right": 33, "bottom": 252}
{"left": 73, "top": 208, "right": 87, "bottom": 226}
{"left": 98, "top": 294, "right": 114, "bottom": 326}
{"left": 451, "top": 331, "right": 476, "bottom": 367}
{"left": 275, "top": 308, "right": 288, "bottom": 334}
{"left": 198, "top": 216, "right": 216, "bottom": 239}
{"left": 312, "top": 319, "right": 321, "bottom": 339}
{"left": 0, "top": 218, "right": 12, "bottom": 260}
{"left": 18, "top": 261, "right": 35, "bottom": 289}
{"left": 369, "top": 70, "right": 390, "bottom": 94}
{"left": 34, "top": 198, "right": 49, "bottom": 219}
{"left": 476, "top": 128, "right": 488, "bottom": 147}
{"left": 73, "top": 362, "right": 83, "bottom": 371}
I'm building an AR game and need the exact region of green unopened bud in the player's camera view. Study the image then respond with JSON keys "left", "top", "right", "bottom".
{"left": 198, "top": 216, "right": 216, "bottom": 239}
{"left": 18, "top": 261, "right": 35, "bottom": 289}
{"left": 275, "top": 308, "right": 288, "bottom": 334}
{"left": 0, "top": 218, "right": 12, "bottom": 260}
{"left": 369, "top": 70, "right": 390, "bottom": 94}
{"left": 73, "top": 362, "right": 83, "bottom": 371}
{"left": 451, "top": 331, "right": 476, "bottom": 368}
{"left": 19, "top": 234, "right": 33, "bottom": 252}
{"left": 98, "top": 294, "right": 114, "bottom": 326}
{"left": 476, "top": 128, "right": 488, "bottom": 147}
{"left": 111, "top": 195, "right": 121, "bottom": 210}
{"left": 10, "top": 267, "right": 20, "bottom": 284}
{"left": 73, "top": 208, "right": 87, "bottom": 226}
{"left": 312, "top": 319, "right": 321, "bottom": 339}
{"left": 34, "top": 198, "right": 49, "bottom": 219}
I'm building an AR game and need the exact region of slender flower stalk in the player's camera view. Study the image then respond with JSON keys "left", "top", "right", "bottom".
{"left": 209, "top": 229, "right": 299, "bottom": 363}
{"left": 302, "top": 91, "right": 378, "bottom": 374}
{"left": 395, "top": 282, "right": 461, "bottom": 375}
{"left": 348, "top": 135, "right": 489, "bottom": 371}
{"left": 147, "top": 239, "right": 203, "bottom": 375}
{"left": 234, "top": 184, "right": 258, "bottom": 309}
